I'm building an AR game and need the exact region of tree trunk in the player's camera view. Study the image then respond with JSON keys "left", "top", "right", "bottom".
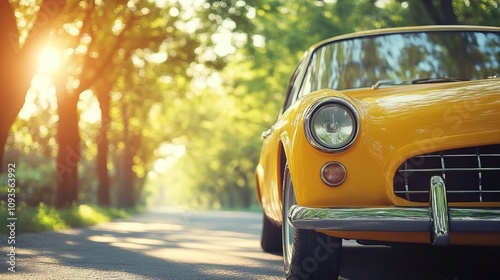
{"left": 0, "top": 127, "right": 10, "bottom": 170}
{"left": 118, "top": 102, "right": 135, "bottom": 208}
{"left": 240, "top": 184, "right": 252, "bottom": 209}
{"left": 0, "top": 1, "right": 32, "bottom": 168}
{"left": 96, "top": 89, "right": 111, "bottom": 206}
{"left": 421, "top": 0, "right": 458, "bottom": 25}
{"left": 0, "top": 61, "right": 27, "bottom": 169}
{"left": 235, "top": 166, "right": 252, "bottom": 208}
{"left": 55, "top": 87, "right": 81, "bottom": 208}
{"left": 0, "top": 0, "right": 65, "bottom": 165}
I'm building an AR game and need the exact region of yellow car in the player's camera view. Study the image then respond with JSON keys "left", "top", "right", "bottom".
{"left": 255, "top": 25, "right": 500, "bottom": 279}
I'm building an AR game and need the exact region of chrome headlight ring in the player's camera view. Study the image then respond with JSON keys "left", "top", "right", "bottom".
{"left": 304, "top": 97, "right": 360, "bottom": 153}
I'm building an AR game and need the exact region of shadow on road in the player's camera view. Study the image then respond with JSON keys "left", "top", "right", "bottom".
{"left": 340, "top": 241, "right": 500, "bottom": 280}
{"left": 1, "top": 209, "right": 283, "bottom": 279}
{"left": 3, "top": 209, "right": 500, "bottom": 280}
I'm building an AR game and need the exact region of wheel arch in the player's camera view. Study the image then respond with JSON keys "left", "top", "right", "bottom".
{"left": 255, "top": 171, "right": 262, "bottom": 205}
{"left": 277, "top": 141, "right": 287, "bottom": 205}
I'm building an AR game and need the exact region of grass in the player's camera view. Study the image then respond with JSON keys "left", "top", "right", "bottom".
{"left": 0, "top": 202, "right": 144, "bottom": 234}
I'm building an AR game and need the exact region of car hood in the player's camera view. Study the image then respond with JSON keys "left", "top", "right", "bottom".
{"left": 337, "top": 79, "right": 500, "bottom": 160}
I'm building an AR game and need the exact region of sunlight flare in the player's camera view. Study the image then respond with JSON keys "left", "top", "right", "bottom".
{"left": 38, "top": 47, "right": 61, "bottom": 73}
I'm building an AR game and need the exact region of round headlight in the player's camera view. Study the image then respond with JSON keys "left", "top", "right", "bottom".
{"left": 304, "top": 98, "right": 359, "bottom": 152}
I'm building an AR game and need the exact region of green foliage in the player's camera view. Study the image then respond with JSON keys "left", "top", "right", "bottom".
{"left": 25, "top": 203, "right": 67, "bottom": 232}
{"left": 0, "top": 160, "right": 56, "bottom": 206}
{"left": 0, "top": 203, "right": 141, "bottom": 234}
{"left": 458, "top": 0, "right": 500, "bottom": 25}
{"left": 58, "top": 204, "right": 115, "bottom": 227}
{"left": 148, "top": 82, "right": 261, "bottom": 209}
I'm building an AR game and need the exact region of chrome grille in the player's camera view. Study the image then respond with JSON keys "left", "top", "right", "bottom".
{"left": 393, "top": 144, "right": 500, "bottom": 202}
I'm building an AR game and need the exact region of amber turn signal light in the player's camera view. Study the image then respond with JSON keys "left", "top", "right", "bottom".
{"left": 321, "top": 162, "right": 346, "bottom": 186}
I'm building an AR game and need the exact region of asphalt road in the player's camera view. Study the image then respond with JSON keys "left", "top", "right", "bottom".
{"left": 1, "top": 208, "right": 499, "bottom": 279}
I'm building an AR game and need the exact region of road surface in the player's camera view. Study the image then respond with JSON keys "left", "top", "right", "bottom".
{"left": 1, "top": 208, "right": 499, "bottom": 279}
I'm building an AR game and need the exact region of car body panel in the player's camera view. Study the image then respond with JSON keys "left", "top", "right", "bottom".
{"left": 255, "top": 25, "right": 500, "bottom": 245}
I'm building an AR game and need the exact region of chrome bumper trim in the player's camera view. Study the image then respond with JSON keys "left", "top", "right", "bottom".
{"left": 430, "top": 176, "right": 449, "bottom": 245}
{"left": 288, "top": 176, "right": 500, "bottom": 246}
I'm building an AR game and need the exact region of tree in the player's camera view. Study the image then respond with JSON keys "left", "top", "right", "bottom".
{"left": 94, "top": 76, "right": 113, "bottom": 206}
{"left": 0, "top": 0, "right": 65, "bottom": 167}
{"left": 51, "top": 0, "right": 136, "bottom": 208}
{"left": 51, "top": 0, "right": 195, "bottom": 208}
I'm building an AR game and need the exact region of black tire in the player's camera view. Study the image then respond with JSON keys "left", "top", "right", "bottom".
{"left": 261, "top": 212, "right": 283, "bottom": 253}
{"left": 282, "top": 164, "right": 342, "bottom": 280}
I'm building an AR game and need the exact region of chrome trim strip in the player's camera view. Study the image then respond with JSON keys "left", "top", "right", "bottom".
{"left": 448, "top": 208, "right": 500, "bottom": 232}
{"left": 476, "top": 147, "right": 484, "bottom": 202}
{"left": 429, "top": 176, "right": 449, "bottom": 245}
{"left": 411, "top": 153, "right": 500, "bottom": 158}
{"left": 395, "top": 190, "right": 500, "bottom": 194}
{"left": 439, "top": 152, "right": 446, "bottom": 180}
{"left": 288, "top": 177, "right": 500, "bottom": 246}
{"left": 288, "top": 206, "right": 500, "bottom": 232}
{"left": 288, "top": 205, "right": 431, "bottom": 232}
{"left": 398, "top": 167, "right": 500, "bottom": 172}
{"left": 403, "top": 161, "right": 410, "bottom": 200}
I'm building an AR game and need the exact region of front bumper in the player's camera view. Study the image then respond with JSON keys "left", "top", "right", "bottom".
{"left": 288, "top": 176, "right": 500, "bottom": 246}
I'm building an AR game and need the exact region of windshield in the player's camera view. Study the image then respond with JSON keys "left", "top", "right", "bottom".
{"left": 299, "top": 30, "right": 500, "bottom": 94}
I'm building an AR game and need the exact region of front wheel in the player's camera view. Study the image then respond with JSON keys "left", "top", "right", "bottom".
{"left": 282, "top": 164, "right": 342, "bottom": 280}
